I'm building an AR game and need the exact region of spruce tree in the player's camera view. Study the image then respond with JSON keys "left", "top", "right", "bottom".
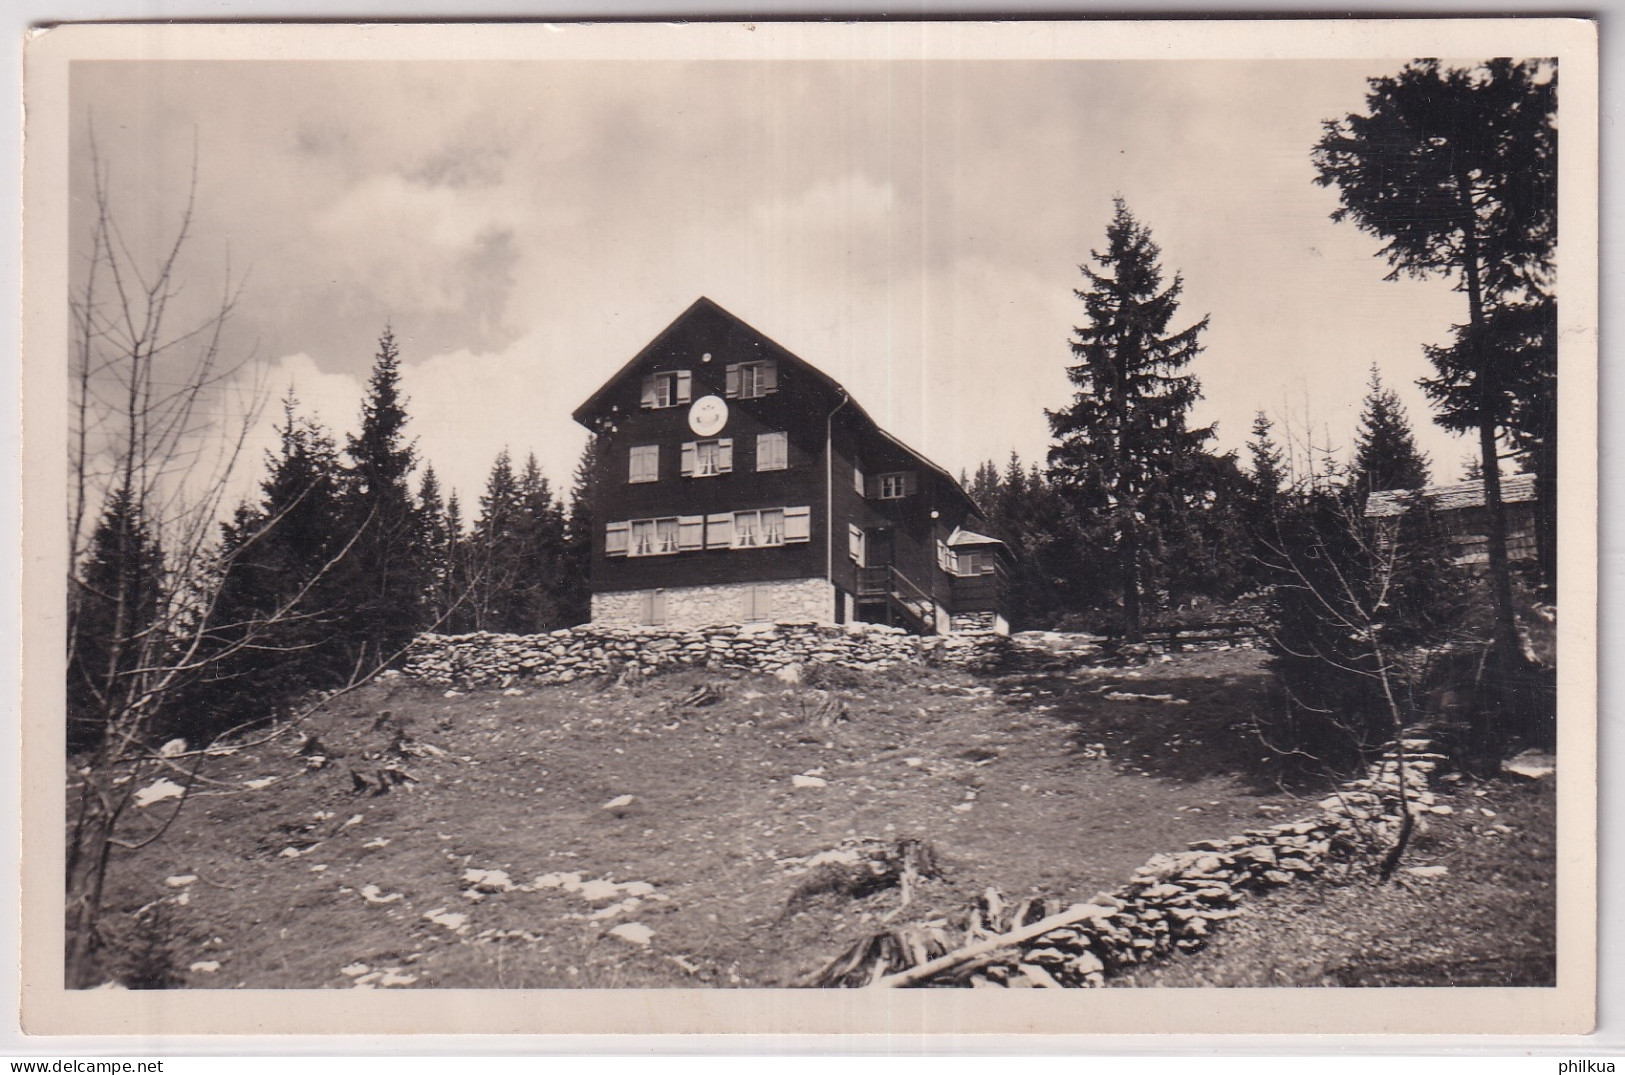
{"left": 443, "top": 491, "right": 470, "bottom": 633}
{"left": 340, "top": 328, "right": 427, "bottom": 668}
{"left": 1352, "top": 366, "right": 1431, "bottom": 499}
{"left": 967, "top": 460, "right": 1001, "bottom": 518}
{"left": 1247, "top": 412, "right": 1286, "bottom": 502}
{"left": 469, "top": 449, "right": 522, "bottom": 631}
{"left": 562, "top": 435, "right": 606, "bottom": 626}
{"left": 1047, "top": 199, "right": 1212, "bottom": 639}
{"left": 68, "top": 484, "right": 166, "bottom": 751}
{"left": 514, "top": 453, "right": 568, "bottom": 632}
{"left": 417, "top": 464, "right": 453, "bottom": 628}
{"left": 189, "top": 396, "right": 348, "bottom": 735}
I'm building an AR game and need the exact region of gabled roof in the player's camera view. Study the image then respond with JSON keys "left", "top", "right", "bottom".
{"left": 1365, "top": 474, "right": 1538, "bottom": 518}
{"left": 573, "top": 297, "right": 977, "bottom": 517}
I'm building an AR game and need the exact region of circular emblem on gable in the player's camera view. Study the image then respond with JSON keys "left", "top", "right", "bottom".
{"left": 688, "top": 395, "right": 728, "bottom": 437}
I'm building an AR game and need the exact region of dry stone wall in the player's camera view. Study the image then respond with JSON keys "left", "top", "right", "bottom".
{"left": 402, "top": 621, "right": 1005, "bottom": 687}
{"left": 917, "top": 742, "right": 1453, "bottom": 988}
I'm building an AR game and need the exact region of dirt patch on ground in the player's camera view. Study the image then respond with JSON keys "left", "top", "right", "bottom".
{"left": 85, "top": 648, "right": 1338, "bottom": 989}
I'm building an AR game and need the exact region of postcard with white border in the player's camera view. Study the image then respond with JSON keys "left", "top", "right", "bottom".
{"left": 20, "top": 18, "right": 1598, "bottom": 1036}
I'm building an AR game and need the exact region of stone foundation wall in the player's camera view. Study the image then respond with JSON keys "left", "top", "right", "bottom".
{"left": 950, "top": 610, "right": 998, "bottom": 634}
{"left": 591, "top": 578, "right": 834, "bottom": 628}
{"left": 403, "top": 620, "right": 1003, "bottom": 687}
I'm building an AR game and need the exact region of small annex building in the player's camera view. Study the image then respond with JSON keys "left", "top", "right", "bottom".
{"left": 571, "top": 298, "right": 1011, "bottom": 635}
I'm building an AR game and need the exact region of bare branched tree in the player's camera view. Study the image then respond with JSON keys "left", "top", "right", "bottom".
{"left": 1256, "top": 474, "right": 1474, "bottom": 878}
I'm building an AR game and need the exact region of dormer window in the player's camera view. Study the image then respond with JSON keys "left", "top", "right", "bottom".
{"left": 641, "top": 370, "right": 692, "bottom": 409}
{"left": 681, "top": 438, "right": 734, "bottom": 477}
{"left": 725, "top": 360, "right": 778, "bottom": 399}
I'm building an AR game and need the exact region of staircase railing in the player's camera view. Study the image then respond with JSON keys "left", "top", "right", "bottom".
{"left": 857, "top": 565, "right": 936, "bottom": 631}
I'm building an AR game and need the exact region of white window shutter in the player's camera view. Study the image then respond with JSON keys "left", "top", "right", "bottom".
{"left": 784, "top": 505, "right": 811, "bottom": 542}
{"left": 640, "top": 375, "right": 657, "bottom": 408}
{"left": 706, "top": 512, "right": 733, "bottom": 549}
{"left": 680, "top": 442, "right": 697, "bottom": 477}
{"left": 718, "top": 438, "right": 734, "bottom": 473}
{"left": 606, "top": 520, "right": 630, "bottom": 556}
{"left": 725, "top": 364, "right": 741, "bottom": 398}
{"left": 679, "top": 515, "right": 705, "bottom": 550}
{"left": 760, "top": 360, "right": 778, "bottom": 392}
{"left": 853, "top": 465, "right": 865, "bottom": 497}
{"left": 676, "top": 369, "right": 692, "bottom": 404}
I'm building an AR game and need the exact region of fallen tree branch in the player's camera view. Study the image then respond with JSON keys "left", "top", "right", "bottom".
{"left": 873, "top": 901, "right": 1112, "bottom": 989}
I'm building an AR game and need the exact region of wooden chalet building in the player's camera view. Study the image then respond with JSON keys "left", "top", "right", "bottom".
{"left": 571, "top": 298, "right": 1011, "bottom": 634}
{"left": 1365, "top": 474, "right": 1539, "bottom": 567}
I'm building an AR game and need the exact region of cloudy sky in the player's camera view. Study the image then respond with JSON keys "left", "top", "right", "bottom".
{"left": 71, "top": 55, "right": 1477, "bottom": 511}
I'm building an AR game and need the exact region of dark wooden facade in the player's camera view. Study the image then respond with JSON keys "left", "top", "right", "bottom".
{"left": 571, "top": 298, "right": 1010, "bottom": 633}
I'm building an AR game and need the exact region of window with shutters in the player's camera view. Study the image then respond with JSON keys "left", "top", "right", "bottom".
{"left": 640, "top": 370, "right": 691, "bottom": 409}
{"left": 628, "top": 444, "right": 659, "bottom": 483}
{"left": 732, "top": 510, "right": 760, "bottom": 548}
{"left": 849, "top": 523, "right": 865, "bottom": 565}
{"left": 725, "top": 360, "right": 778, "bottom": 399}
{"left": 853, "top": 463, "right": 865, "bottom": 497}
{"left": 626, "top": 517, "right": 681, "bottom": 557}
{"left": 756, "top": 431, "right": 788, "bottom": 471}
{"left": 630, "top": 519, "right": 656, "bottom": 556}
{"left": 878, "top": 472, "right": 912, "bottom": 499}
{"left": 656, "top": 518, "right": 680, "bottom": 554}
{"left": 760, "top": 508, "right": 785, "bottom": 545}
{"left": 937, "top": 539, "right": 955, "bottom": 573}
{"left": 682, "top": 438, "right": 733, "bottom": 477}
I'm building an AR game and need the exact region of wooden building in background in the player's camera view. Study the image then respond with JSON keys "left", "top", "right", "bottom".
{"left": 1365, "top": 474, "right": 1539, "bottom": 567}
{"left": 571, "top": 298, "right": 1010, "bottom": 634}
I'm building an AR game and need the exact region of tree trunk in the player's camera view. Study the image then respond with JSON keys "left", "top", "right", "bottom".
{"left": 1119, "top": 507, "right": 1141, "bottom": 642}
{"left": 65, "top": 779, "right": 119, "bottom": 988}
{"left": 1459, "top": 185, "right": 1527, "bottom": 742}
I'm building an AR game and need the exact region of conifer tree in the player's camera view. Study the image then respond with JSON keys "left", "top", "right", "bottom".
{"left": 1314, "top": 59, "right": 1555, "bottom": 716}
{"left": 68, "top": 484, "right": 166, "bottom": 751}
{"left": 1247, "top": 412, "right": 1286, "bottom": 503}
{"left": 562, "top": 435, "right": 606, "bottom": 626}
{"left": 967, "top": 460, "right": 1001, "bottom": 518}
{"left": 442, "top": 491, "right": 470, "bottom": 633}
{"left": 1352, "top": 366, "right": 1431, "bottom": 500}
{"left": 514, "top": 453, "right": 568, "bottom": 632}
{"left": 417, "top": 464, "right": 455, "bottom": 627}
{"left": 469, "top": 449, "right": 522, "bottom": 631}
{"left": 1047, "top": 199, "right": 1213, "bottom": 639}
{"left": 188, "top": 395, "right": 348, "bottom": 734}
{"left": 339, "top": 328, "right": 427, "bottom": 668}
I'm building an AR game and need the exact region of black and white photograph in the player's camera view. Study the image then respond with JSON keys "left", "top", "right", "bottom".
{"left": 19, "top": 19, "right": 1597, "bottom": 1037}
